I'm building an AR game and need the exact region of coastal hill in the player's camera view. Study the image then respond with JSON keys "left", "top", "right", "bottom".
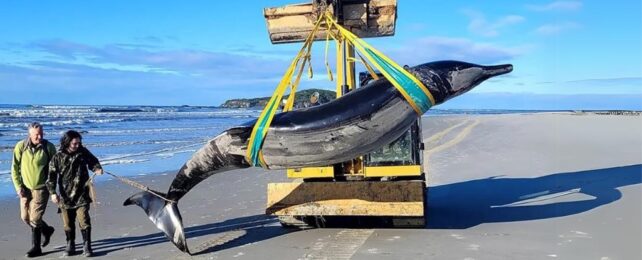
{"left": 220, "top": 88, "right": 336, "bottom": 108}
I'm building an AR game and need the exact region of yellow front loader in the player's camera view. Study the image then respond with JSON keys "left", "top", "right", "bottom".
{"left": 263, "top": 0, "right": 426, "bottom": 228}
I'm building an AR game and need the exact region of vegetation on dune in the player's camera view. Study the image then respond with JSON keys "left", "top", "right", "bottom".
{"left": 220, "top": 88, "right": 336, "bottom": 108}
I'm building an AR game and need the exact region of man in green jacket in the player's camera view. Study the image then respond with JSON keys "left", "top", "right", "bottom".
{"left": 11, "top": 122, "right": 57, "bottom": 258}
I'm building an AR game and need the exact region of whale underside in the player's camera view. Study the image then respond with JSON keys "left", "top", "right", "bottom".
{"left": 124, "top": 60, "right": 513, "bottom": 253}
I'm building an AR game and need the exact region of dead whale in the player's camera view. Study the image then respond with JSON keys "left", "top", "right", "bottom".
{"left": 124, "top": 60, "right": 513, "bottom": 253}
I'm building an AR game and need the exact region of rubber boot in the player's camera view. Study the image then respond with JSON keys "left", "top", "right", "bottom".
{"left": 81, "top": 228, "right": 93, "bottom": 257}
{"left": 41, "top": 225, "right": 55, "bottom": 247}
{"left": 63, "top": 229, "right": 76, "bottom": 256}
{"left": 26, "top": 227, "right": 43, "bottom": 258}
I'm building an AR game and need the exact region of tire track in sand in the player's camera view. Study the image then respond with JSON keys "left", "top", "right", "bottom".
{"left": 423, "top": 118, "right": 481, "bottom": 164}
{"left": 301, "top": 229, "right": 374, "bottom": 260}
{"left": 175, "top": 230, "right": 248, "bottom": 259}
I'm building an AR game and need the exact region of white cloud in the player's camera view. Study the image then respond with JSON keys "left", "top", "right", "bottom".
{"left": 462, "top": 9, "right": 525, "bottom": 37}
{"left": 527, "top": 1, "right": 583, "bottom": 12}
{"left": 26, "top": 39, "right": 293, "bottom": 79}
{"left": 385, "top": 36, "right": 526, "bottom": 65}
{"left": 534, "top": 22, "right": 580, "bottom": 35}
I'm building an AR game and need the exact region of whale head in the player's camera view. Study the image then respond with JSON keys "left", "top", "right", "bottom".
{"left": 409, "top": 60, "right": 513, "bottom": 105}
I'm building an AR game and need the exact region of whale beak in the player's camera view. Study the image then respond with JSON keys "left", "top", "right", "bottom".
{"left": 483, "top": 64, "right": 513, "bottom": 77}
{"left": 411, "top": 61, "right": 514, "bottom": 105}
{"left": 443, "top": 63, "right": 514, "bottom": 103}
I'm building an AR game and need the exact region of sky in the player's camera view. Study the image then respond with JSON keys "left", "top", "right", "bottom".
{"left": 0, "top": 0, "right": 640, "bottom": 109}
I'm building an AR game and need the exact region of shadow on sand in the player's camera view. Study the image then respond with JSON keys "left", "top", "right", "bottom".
{"left": 89, "top": 164, "right": 641, "bottom": 256}
{"left": 89, "top": 214, "right": 294, "bottom": 256}
{"left": 427, "top": 164, "right": 642, "bottom": 229}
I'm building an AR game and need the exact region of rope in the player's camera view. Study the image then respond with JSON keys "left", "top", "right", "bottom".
{"left": 105, "top": 171, "right": 176, "bottom": 203}
{"left": 88, "top": 172, "right": 98, "bottom": 208}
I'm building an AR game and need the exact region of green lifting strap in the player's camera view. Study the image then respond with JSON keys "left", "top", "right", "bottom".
{"left": 323, "top": 13, "right": 435, "bottom": 114}
{"left": 245, "top": 11, "right": 436, "bottom": 167}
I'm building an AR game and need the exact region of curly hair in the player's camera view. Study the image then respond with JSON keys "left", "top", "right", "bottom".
{"left": 59, "top": 130, "right": 83, "bottom": 151}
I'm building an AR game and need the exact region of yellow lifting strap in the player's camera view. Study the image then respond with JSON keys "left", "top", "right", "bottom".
{"left": 245, "top": 13, "right": 325, "bottom": 167}
{"left": 322, "top": 13, "right": 435, "bottom": 114}
{"left": 245, "top": 11, "right": 435, "bottom": 167}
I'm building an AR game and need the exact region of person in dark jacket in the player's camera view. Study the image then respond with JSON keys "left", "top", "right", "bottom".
{"left": 47, "top": 130, "right": 103, "bottom": 257}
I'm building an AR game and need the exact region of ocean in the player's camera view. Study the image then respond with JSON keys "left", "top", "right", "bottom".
{"left": 0, "top": 104, "right": 262, "bottom": 198}
{"left": 0, "top": 104, "right": 557, "bottom": 198}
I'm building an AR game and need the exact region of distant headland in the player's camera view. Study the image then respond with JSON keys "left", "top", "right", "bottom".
{"left": 220, "top": 88, "right": 336, "bottom": 108}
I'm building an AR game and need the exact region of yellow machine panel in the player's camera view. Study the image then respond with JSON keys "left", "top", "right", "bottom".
{"left": 363, "top": 165, "right": 422, "bottom": 177}
{"left": 266, "top": 181, "right": 425, "bottom": 216}
{"left": 287, "top": 166, "right": 335, "bottom": 178}
{"left": 264, "top": 0, "right": 397, "bottom": 44}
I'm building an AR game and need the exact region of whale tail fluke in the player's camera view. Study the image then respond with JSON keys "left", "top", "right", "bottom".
{"left": 124, "top": 191, "right": 190, "bottom": 254}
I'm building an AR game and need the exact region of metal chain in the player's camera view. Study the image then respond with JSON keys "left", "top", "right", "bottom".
{"left": 315, "top": 0, "right": 334, "bottom": 19}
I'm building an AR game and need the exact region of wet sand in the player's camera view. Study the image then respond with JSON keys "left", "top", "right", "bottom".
{"left": 0, "top": 112, "right": 640, "bottom": 259}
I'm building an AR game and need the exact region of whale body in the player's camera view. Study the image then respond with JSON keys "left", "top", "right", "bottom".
{"left": 124, "top": 60, "right": 513, "bottom": 253}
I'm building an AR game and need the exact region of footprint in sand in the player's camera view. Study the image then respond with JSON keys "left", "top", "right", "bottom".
{"left": 558, "top": 230, "right": 592, "bottom": 240}
{"left": 386, "top": 235, "right": 401, "bottom": 241}
{"left": 450, "top": 233, "right": 465, "bottom": 240}
{"left": 467, "top": 244, "right": 480, "bottom": 251}
{"left": 570, "top": 230, "right": 591, "bottom": 238}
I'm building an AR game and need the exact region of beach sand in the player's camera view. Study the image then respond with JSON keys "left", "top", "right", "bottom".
{"left": 0, "top": 112, "right": 640, "bottom": 259}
